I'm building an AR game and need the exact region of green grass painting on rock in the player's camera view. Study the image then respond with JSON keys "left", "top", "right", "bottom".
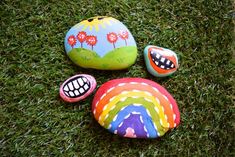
{"left": 1, "top": 0, "right": 234, "bottom": 156}
{"left": 68, "top": 46, "right": 137, "bottom": 70}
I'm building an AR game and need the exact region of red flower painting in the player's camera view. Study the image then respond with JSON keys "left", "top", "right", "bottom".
{"left": 86, "top": 35, "right": 97, "bottom": 50}
{"left": 77, "top": 31, "right": 87, "bottom": 48}
{"left": 68, "top": 35, "right": 77, "bottom": 48}
{"left": 107, "top": 32, "right": 118, "bottom": 49}
{"left": 119, "top": 30, "right": 129, "bottom": 46}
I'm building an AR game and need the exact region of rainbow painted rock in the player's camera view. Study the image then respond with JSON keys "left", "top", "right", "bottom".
{"left": 60, "top": 74, "right": 96, "bottom": 103}
{"left": 144, "top": 45, "right": 179, "bottom": 77}
{"left": 64, "top": 16, "right": 137, "bottom": 70}
{"left": 92, "top": 78, "right": 180, "bottom": 138}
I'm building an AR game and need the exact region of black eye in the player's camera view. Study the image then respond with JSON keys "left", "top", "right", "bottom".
{"left": 88, "top": 19, "right": 94, "bottom": 22}
{"left": 98, "top": 17, "right": 104, "bottom": 20}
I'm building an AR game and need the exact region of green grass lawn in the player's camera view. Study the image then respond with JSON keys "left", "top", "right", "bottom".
{"left": 1, "top": 0, "right": 234, "bottom": 156}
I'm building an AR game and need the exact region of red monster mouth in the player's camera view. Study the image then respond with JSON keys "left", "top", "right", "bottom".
{"left": 148, "top": 47, "right": 177, "bottom": 74}
{"left": 150, "top": 50, "right": 175, "bottom": 70}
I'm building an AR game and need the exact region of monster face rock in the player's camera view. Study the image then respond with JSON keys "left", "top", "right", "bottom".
{"left": 60, "top": 74, "right": 96, "bottom": 103}
{"left": 144, "top": 45, "right": 179, "bottom": 77}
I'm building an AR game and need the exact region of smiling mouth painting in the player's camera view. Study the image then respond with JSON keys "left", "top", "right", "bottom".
{"left": 60, "top": 74, "right": 97, "bottom": 103}
{"left": 150, "top": 50, "right": 175, "bottom": 70}
{"left": 63, "top": 76, "right": 90, "bottom": 98}
{"left": 144, "top": 45, "right": 179, "bottom": 77}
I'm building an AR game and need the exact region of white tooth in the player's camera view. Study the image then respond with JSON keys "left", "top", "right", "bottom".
{"left": 63, "top": 85, "right": 69, "bottom": 91}
{"left": 152, "top": 58, "right": 155, "bottom": 61}
{"left": 161, "top": 57, "right": 165, "bottom": 62}
{"left": 155, "top": 61, "right": 159, "bottom": 65}
{"left": 68, "top": 82, "right": 74, "bottom": 90}
{"left": 74, "top": 90, "right": 79, "bottom": 96}
{"left": 69, "top": 91, "right": 74, "bottom": 97}
{"left": 82, "top": 77, "right": 87, "bottom": 82}
{"left": 64, "top": 92, "right": 69, "bottom": 96}
{"left": 79, "top": 88, "right": 84, "bottom": 93}
{"left": 166, "top": 60, "right": 170, "bottom": 65}
{"left": 84, "top": 84, "right": 89, "bottom": 90}
{"left": 73, "top": 80, "right": 80, "bottom": 89}
{"left": 166, "top": 68, "right": 170, "bottom": 70}
{"left": 171, "top": 64, "right": 174, "bottom": 68}
{"left": 156, "top": 53, "right": 160, "bottom": 59}
{"left": 78, "top": 78, "right": 84, "bottom": 86}
{"left": 150, "top": 51, "right": 153, "bottom": 54}
{"left": 160, "top": 65, "right": 165, "bottom": 68}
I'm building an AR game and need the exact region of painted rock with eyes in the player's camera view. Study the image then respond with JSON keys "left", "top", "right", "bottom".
{"left": 144, "top": 45, "right": 179, "bottom": 77}
{"left": 64, "top": 16, "right": 137, "bottom": 70}
{"left": 92, "top": 78, "right": 180, "bottom": 138}
{"left": 60, "top": 74, "right": 97, "bottom": 103}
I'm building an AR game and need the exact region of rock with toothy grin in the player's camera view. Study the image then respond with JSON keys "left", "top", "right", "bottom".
{"left": 144, "top": 45, "right": 179, "bottom": 77}
{"left": 150, "top": 50, "right": 175, "bottom": 70}
{"left": 60, "top": 74, "right": 97, "bottom": 103}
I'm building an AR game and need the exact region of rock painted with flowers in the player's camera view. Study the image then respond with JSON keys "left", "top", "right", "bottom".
{"left": 92, "top": 78, "right": 180, "bottom": 138}
{"left": 65, "top": 16, "right": 138, "bottom": 70}
{"left": 144, "top": 45, "right": 179, "bottom": 77}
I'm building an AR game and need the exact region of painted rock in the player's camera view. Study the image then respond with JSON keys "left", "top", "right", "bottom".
{"left": 60, "top": 74, "right": 96, "bottom": 103}
{"left": 92, "top": 78, "right": 180, "bottom": 138}
{"left": 144, "top": 45, "right": 179, "bottom": 77}
{"left": 64, "top": 16, "right": 138, "bottom": 70}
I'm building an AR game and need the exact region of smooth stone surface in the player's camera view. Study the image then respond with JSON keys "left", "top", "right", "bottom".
{"left": 144, "top": 45, "right": 179, "bottom": 77}
{"left": 92, "top": 78, "right": 180, "bottom": 138}
{"left": 60, "top": 74, "right": 96, "bottom": 103}
{"left": 64, "top": 16, "right": 138, "bottom": 70}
